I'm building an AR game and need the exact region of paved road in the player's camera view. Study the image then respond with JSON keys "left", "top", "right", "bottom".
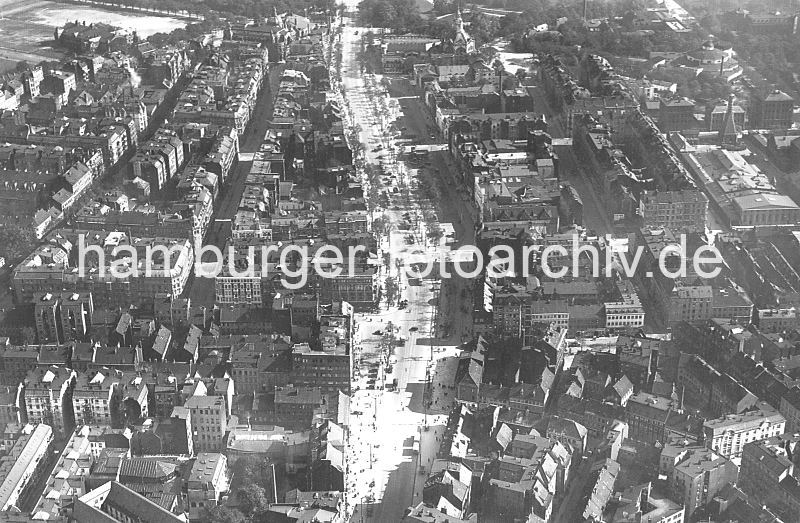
{"left": 335, "top": 13, "right": 477, "bottom": 523}
{"left": 187, "top": 67, "right": 282, "bottom": 307}
{"left": 526, "top": 84, "right": 675, "bottom": 331}
{"left": 527, "top": 85, "right": 613, "bottom": 235}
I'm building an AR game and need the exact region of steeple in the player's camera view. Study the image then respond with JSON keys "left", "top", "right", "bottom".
{"left": 452, "top": 2, "right": 475, "bottom": 54}
{"left": 268, "top": 6, "right": 283, "bottom": 29}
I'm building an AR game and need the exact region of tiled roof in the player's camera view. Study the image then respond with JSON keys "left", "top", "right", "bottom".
{"left": 119, "top": 458, "right": 177, "bottom": 481}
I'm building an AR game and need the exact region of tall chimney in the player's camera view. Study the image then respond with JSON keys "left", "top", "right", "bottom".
{"left": 720, "top": 93, "right": 738, "bottom": 145}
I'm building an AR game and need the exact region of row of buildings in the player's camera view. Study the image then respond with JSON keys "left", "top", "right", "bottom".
{"left": 0, "top": 9, "right": 354, "bottom": 522}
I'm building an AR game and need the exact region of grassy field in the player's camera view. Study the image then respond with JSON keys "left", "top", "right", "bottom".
{"left": 0, "top": 0, "right": 188, "bottom": 73}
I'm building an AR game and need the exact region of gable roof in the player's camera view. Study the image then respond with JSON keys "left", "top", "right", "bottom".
{"left": 75, "top": 481, "right": 183, "bottom": 523}
{"left": 455, "top": 350, "right": 484, "bottom": 387}
{"left": 612, "top": 375, "right": 634, "bottom": 398}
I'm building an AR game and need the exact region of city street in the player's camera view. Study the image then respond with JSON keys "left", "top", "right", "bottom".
{"left": 334, "top": 10, "right": 477, "bottom": 522}
{"left": 188, "top": 67, "right": 283, "bottom": 307}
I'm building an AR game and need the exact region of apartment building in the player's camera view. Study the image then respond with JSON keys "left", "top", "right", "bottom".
{"left": 0, "top": 345, "right": 39, "bottom": 386}
{"left": 13, "top": 231, "right": 194, "bottom": 307}
{"left": 750, "top": 90, "right": 794, "bottom": 129}
{"left": 21, "top": 366, "right": 76, "bottom": 435}
{"left": 703, "top": 402, "right": 786, "bottom": 460}
{"left": 34, "top": 291, "right": 94, "bottom": 344}
{"left": 274, "top": 386, "right": 324, "bottom": 429}
{"left": 779, "top": 386, "right": 800, "bottom": 433}
{"left": 31, "top": 426, "right": 94, "bottom": 520}
{"left": 72, "top": 370, "right": 122, "bottom": 428}
{"left": 318, "top": 264, "right": 378, "bottom": 309}
{"left": 184, "top": 395, "right": 227, "bottom": 452}
{"left": 640, "top": 189, "right": 708, "bottom": 233}
{"left": 664, "top": 444, "right": 738, "bottom": 517}
{"left": 739, "top": 434, "right": 800, "bottom": 518}
{"left": 187, "top": 453, "right": 229, "bottom": 521}
{"left": 668, "top": 285, "right": 712, "bottom": 325}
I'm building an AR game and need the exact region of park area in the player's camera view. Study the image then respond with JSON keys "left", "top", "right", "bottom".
{"left": 0, "top": 0, "right": 189, "bottom": 72}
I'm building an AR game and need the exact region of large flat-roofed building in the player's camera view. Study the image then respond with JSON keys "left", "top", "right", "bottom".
{"left": 711, "top": 286, "right": 754, "bottom": 324}
{"left": 742, "top": 12, "right": 799, "bottom": 35}
{"left": 758, "top": 307, "right": 799, "bottom": 333}
{"left": 187, "top": 453, "right": 229, "bottom": 521}
{"left": 604, "top": 281, "right": 646, "bottom": 330}
{"left": 318, "top": 263, "right": 378, "bottom": 309}
{"left": 291, "top": 341, "right": 350, "bottom": 396}
{"left": 665, "top": 282, "right": 753, "bottom": 326}
{"left": 290, "top": 303, "right": 353, "bottom": 395}
{"left": 493, "top": 293, "right": 570, "bottom": 333}
{"left": 750, "top": 90, "right": 794, "bottom": 130}
{"left": 680, "top": 145, "right": 800, "bottom": 228}
{"left": 225, "top": 425, "right": 309, "bottom": 468}
{"left": 732, "top": 192, "right": 800, "bottom": 227}
{"left": 667, "top": 285, "right": 712, "bottom": 325}
{"left": 659, "top": 97, "right": 696, "bottom": 132}
{"left": 640, "top": 189, "right": 708, "bottom": 233}
{"left": 274, "top": 386, "right": 324, "bottom": 429}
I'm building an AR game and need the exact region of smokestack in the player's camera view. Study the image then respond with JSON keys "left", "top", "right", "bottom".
{"left": 583, "top": 0, "right": 588, "bottom": 21}
{"left": 126, "top": 66, "right": 141, "bottom": 89}
{"left": 720, "top": 93, "right": 738, "bottom": 145}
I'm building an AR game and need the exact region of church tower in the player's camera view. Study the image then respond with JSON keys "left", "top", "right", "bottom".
{"left": 453, "top": 7, "right": 475, "bottom": 55}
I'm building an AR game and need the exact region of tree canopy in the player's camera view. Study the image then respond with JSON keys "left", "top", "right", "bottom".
{"left": 204, "top": 506, "right": 246, "bottom": 523}
{"left": 237, "top": 484, "right": 270, "bottom": 517}
{"left": 357, "top": 0, "right": 422, "bottom": 31}
{"left": 0, "top": 225, "right": 37, "bottom": 264}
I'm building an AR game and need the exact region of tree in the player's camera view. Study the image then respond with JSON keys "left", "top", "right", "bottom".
{"left": 21, "top": 327, "right": 36, "bottom": 345}
{"left": 358, "top": 0, "right": 422, "bottom": 31}
{"left": 372, "top": 216, "right": 389, "bottom": 237}
{"left": 384, "top": 276, "right": 399, "bottom": 305}
{"left": 237, "top": 484, "right": 269, "bottom": 517}
{"left": 230, "top": 456, "right": 260, "bottom": 485}
{"left": 432, "top": 0, "right": 455, "bottom": 15}
{"left": 427, "top": 221, "right": 443, "bottom": 244}
{"left": 204, "top": 506, "right": 246, "bottom": 523}
{"left": 0, "top": 225, "right": 36, "bottom": 265}
{"left": 468, "top": 12, "right": 500, "bottom": 45}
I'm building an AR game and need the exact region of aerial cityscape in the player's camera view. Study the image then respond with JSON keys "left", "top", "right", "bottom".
{"left": 1, "top": 0, "right": 800, "bottom": 521}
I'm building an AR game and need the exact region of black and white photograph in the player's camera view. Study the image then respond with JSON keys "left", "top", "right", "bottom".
{"left": 0, "top": 0, "right": 799, "bottom": 521}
